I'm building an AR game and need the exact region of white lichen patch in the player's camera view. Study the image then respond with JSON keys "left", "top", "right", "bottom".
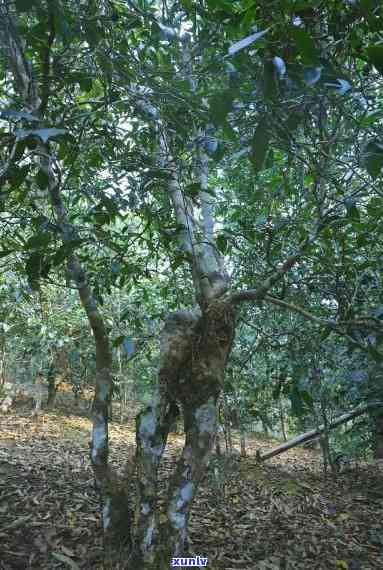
{"left": 142, "top": 518, "right": 155, "bottom": 549}
{"left": 91, "top": 424, "right": 107, "bottom": 461}
{"left": 139, "top": 410, "right": 156, "bottom": 437}
{"left": 183, "top": 445, "right": 193, "bottom": 460}
{"left": 102, "top": 498, "right": 112, "bottom": 531}
{"left": 180, "top": 482, "right": 194, "bottom": 502}
{"left": 175, "top": 481, "right": 194, "bottom": 509}
{"left": 150, "top": 444, "right": 164, "bottom": 456}
{"left": 99, "top": 380, "right": 110, "bottom": 400}
{"left": 195, "top": 398, "right": 216, "bottom": 434}
{"left": 141, "top": 502, "right": 151, "bottom": 515}
{"left": 168, "top": 510, "right": 186, "bottom": 529}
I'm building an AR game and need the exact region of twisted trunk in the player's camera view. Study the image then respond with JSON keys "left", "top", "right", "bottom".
{"left": 128, "top": 301, "right": 235, "bottom": 568}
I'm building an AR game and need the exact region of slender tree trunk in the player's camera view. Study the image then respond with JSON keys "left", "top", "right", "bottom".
{"left": 215, "top": 433, "right": 222, "bottom": 456}
{"left": 240, "top": 426, "right": 247, "bottom": 458}
{"left": 46, "top": 362, "right": 57, "bottom": 409}
{"left": 46, "top": 381, "right": 57, "bottom": 409}
{"left": 236, "top": 408, "right": 247, "bottom": 457}
{"left": 374, "top": 413, "right": 383, "bottom": 459}
{"left": 0, "top": 336, "right": 5, "bottom": 385}
{"left": 279, "top": 397, "right": 287, "bottom": 442}
{"left": 261, "top": 415, "right": 269, "bottom": 436}
{"left": 222, "top": 393, "right": 233, "bottom": 452}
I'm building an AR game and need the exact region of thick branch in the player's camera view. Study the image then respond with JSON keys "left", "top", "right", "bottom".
{"left": 229, "top": 229, "right": 320, "bottom": 306}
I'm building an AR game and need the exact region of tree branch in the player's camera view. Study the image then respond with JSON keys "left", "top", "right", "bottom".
{"left": 263, "top": 295, "right": 383, "bottom": 357}
{"left": 229, "top": 229, "right": 320, "bottom": 305}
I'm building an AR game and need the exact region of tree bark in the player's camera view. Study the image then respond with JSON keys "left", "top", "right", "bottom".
{"left": 46, "top": 362, "right": 57, "bottom": 409}
{"left": 156, "top": 398, "right": 217, "bottom": 565}
{"left": 240, "top": 426, "right": 247, "bottom": 458}
{"left": 128, "top": 301, "right": 235, "bottom": 567}
{"left": 279, "top": 398, "right": 287, "bottom": 442}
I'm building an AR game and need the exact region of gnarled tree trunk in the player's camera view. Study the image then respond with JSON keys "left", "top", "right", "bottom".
{"left": 129, "top": 300, "right": 235, "bottom": 568}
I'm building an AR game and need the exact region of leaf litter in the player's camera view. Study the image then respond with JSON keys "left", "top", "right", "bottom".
{"left": 0, "top": 404, "right": 382, "bottom": 569}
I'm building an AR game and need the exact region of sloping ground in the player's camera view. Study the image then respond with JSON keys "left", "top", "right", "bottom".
{"left": 0, "top": 406, "right": 382, "bottom": 570}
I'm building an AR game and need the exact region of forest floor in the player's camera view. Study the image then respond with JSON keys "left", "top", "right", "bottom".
{"left": 0, "top": 398, "right": 383, "bottom": 570}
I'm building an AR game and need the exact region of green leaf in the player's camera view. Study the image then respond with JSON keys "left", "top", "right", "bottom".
{"left": 362, "top": 141, "right": 383, "bottom": 178}
{"left": 211, "top": 142, "right": 226, "bottom": 162}
{"left": 51, "top": 240, "right": 82, "bottom": 266}
{"left": 8, "top": 165, "right": 29, "bottom": 188}
{"left": 15, "top": 0, "right": 36, "bottom": 12}
{"left": 25, "top": 251, "right": 42, "bottom": 289}
{"left": 366, "top": 45, "right": 383, "bottom": 75}
{"left": 181, "top": 0, "right": 193, "bottom": 12}
{"left": 171, "top": 254, "right": 186, "bottom": 271}
{"left": 263, "top": 60, "right": 278, "bottom": 99}
{"left": 14, "top": 140, "right": 27, "bottom": 161}
{"left": 95, "top": 212, "right": 111, "bottom": 226}
{"left": 54, "top": 14, "right": 72, "bottom": 45}
{"left": 289, "top": 386, "right": 305, "bottom": 417}
{"left": 285, "top": 111, "right": 302, "bottom": 136}
{"left": 26, "top": 232, "right": 51, "bottom": 250}
{"left": 359, "top": 110, "right": 383, "bottom": 127}
{"left": 184, "top": 182, "right": 201, "bottom": 197}
{"left": 250, "top": 117, "right": 270, "bottom": 173}
{"left": 0, "top": 250, "right": 13, "bottom": 259}
{"left": 216, "top": 234, "right": 229, "bottom": 253}
{"left": 36, "top": 169, "right": 49, "bottom": 190}
{"left": 301, "top": 390, "right": 314, "bottom": 409}
{"left": 320, "top": 326, "right": 333, "bottom": 341}
{"left": 209, "top": 90, "right": 234, "bottom": 126}
{"left": 290, "top": 28, "right": 318, "bottom": 63}
{"left": 84, "top": 23, "right": 103, "bottom": 48}
{"left": 345, "top": 198, "right": 360, "bottom": 221}
{"left": 113, "top": 335, "right": 125, "bottom": 347}
{"left": 368, "top": 345, "right": 383, "bottom": 362}
{"left": 78, "top": 76, "right": 93, "bottom": 92}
